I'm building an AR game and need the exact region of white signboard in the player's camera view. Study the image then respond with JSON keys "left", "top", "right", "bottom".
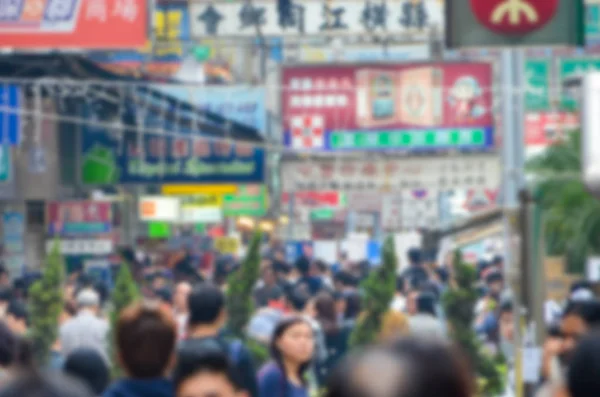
{"left": 347, "top": 192, "right": 382, "bottom": 212}
{"left": 139, "top": 197, "right": 180, "bottom": 222}
{"left": 280, "top": 155, "right": 501, "bottom": 192}
{"left": 190, "top": 0, "right": 443, "bottom": 39}
{"left": 46, "top": 239, "right": 114, "bottom": 256}
{"left": 382, "top": 194, "right": 403, "bottom": 230}
{"left": 180, "top": 206, "right": 223, "bottom": 224}
{"left": 285, "top": 43, "right": 430, "bottom": 63}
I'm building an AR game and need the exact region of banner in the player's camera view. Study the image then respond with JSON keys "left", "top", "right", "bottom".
{"left": 153, "top": 86, "right": 267, "bottom": 133}
{"left": 223, "top": 185, "right": 268, "bottom": 217}
{"left": 47, "top": 201, "right": 112, "bottom": 236}
{"left": 525, "top": 112, "right": 579, "bottom": 147}
{"left": 139, "top": 197, "right": 179, "bottom": 222}
{"left": 281, "top": 191, "right": 345, "bottom": 207}
{"left": 190, "top": 0, "right": 442, "bottom": 38}
{"left": 2, "top": 211, "right": 24, "bottom": 276}
{"left": 0, "top": 0, "right": 148, "bottom": 49}
{"left": 282, "top": 63, "right": 494, "bottom": 152}
{"left": 281, "top": 155, "right": 501, "bottom": 192}
{"left": 80, "top": 108, "right": 265, "bottom": 185}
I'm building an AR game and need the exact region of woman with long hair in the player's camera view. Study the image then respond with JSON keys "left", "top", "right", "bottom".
{"left": 258, "top": 317, "right": 315, "bottom": 397}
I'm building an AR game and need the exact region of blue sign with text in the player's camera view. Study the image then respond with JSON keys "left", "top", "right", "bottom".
{"left": 0, "top": 84, "right": 20, "bottom": 146}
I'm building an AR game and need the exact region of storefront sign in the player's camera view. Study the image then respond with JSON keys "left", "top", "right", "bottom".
{"left": 346, "top": 192, "right": 383, "bottom": 212}
{"left": 281, "top": 191, "right": 346, "bottom": 207}
{"left": 47, "top": 201, "right": 112, "bottom": 236}
{"left": 190, "top": 0, "right": 442, "bottom": 39}
{"left": 525, "top": 59, "right": 551, "bottom": 111}
{"left": 282, "top": 63, "right": 494, "bottom": 152}
{"left": 139, "top": 197, "right": 180, "bottom": 222}
{"left": 180, "top": 195, "right": 222, "bottom": 208}
{"left": 281, "top": 155, "right": 501, "bottom": 192}
{"left": 286, "top": 43, "right": 430, "bottom": 64}
{"left": 45, "top": 239, "right": 114, "bottom": 256}
{"left": 525, "top": 112, "right": 579, "bottom": 147}
{"left": 223, "top": 185, "right": 268, "bottom": 217}
{"left": 446, "top": 0, "right": 585, "bottom": 48}
{"left": 80, "top": 106, "right": 265, "bottom": 185}
{"left": 3, "top": 211, "right": 24, "bottom": 254}
{"left": 161, "top": 185, "right": 238, "bottom": 196}
{"left": 0, "top": 0, "right": 148, "bottom": 49}
{"left": 0, "top": 84, "right": 21, "bottom": 146}
{"left": 180, "top": 206, "right": 222, "bottom": 224}
{"left": 559, "top": 58, "right": 600, "bottom": 110}
{"left": 214, "top": 237, "right": 239, "bottom": 255}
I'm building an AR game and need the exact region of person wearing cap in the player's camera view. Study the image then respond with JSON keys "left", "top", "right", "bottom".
{"left": 60, "top": 288, "right": 109, "bottom": 364}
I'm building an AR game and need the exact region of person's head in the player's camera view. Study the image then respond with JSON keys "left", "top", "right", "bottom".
{"left": 332, "top": 291, "right": 347, "bottom": 320}
{"left": 498, "top": 300, "right": 514, "bottom": 343}
{"left": 379, "top": 311, "right": 410, "bottom": 342}
{"left": 314, "top": 292, "right": 338, "bottom": 334}
{"left": 560, "top": 300, "right": 600, "bottom": 369}
{"left": 151, "top": 272, "right": 168, "bottom": 290}
{"left": 261, "top": 264, "right": 276, "bottom": 286}
{"left": 174, "top": 349, "right": 242, "bottom": 397}
{"left": 270, "top": 317, "right": 314, "bottom": 378}
{"left": 344, "top": 292, "right": 362, "bottom": 320}
{"left": 63, "top": 348, "right": 110, "bottom": 395}
{"left": 0, "top": 372, "right": 94, "bottom": 397}
{"left": 0, "top": 265, "right": 9, "bottom": 287}
{"left": 313, "top": 260, "right": 329, "bottom": 277}
{"left": 485, "top": 271, "right": 504, "bottom": 297}
{"left": 286, "top": 287, "right": 311, "bottom": 314}
{"left": 174, "top": 281, "right": 192, "bottom": 314}
{"left": 116, "top": 303, "right": 177, "bottom": 379}
{"left": 407, "top": 248, "right": 422, "bottom": 266}
{"left": 416, "top": 292, "right": 437, "bottom": 317}
{"left": 0, "top": 286, "right": 13, "bottom": 307}
{"left": 188, "top": 283, "right": 226, "bottom": 329}
{"left": 76, "top": 288, "right": 100, "bottom": 314}
{"left": 334, "top": 271, "right": 358, "bottom": 292}
{"left": 295, "top": 256, "right": 311, "bottom": 278}
{"left": 5, "top": 300, "right": 28, "bottom": 335}
{"left": 326, "top": 338, "right": 473, "bottom": 397}
{"left": 266, "top": 285, "right": 286, "bottom": 309}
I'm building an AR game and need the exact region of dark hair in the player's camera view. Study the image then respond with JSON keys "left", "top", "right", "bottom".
{"left": 568, "top": 331, "right": 600, "bottom": 397}
{"left": 116, "top": 303, "right": 176, "bottom": 378}
{"left": 396, "top": 276, "right": 405, "bottom": 293}
{"left": 408, "top": 248, "right": 422, "bottom": 265}
{"left": 7, "top": 300, "right": 29, "bottom": 326}
{"left": 63, "top": 348, "right": 110, "bottom": 395}
{"left": 314, "top": 292, "right": 338, "bottom": 335}
{"left": 173, "top": 348, "right": 241, "bottom": 393}
{"left": 188, "top": 283, "right": 225, "bottom": 326}
{"left": 326, "top": 338, "right": 473, "bottom": 397}
{"left": 0, "top": 372, "right": 94, "bottom": 397}
{"left": 344, "top": 293, "right": 362, "bottom": 320}
{"left": 270, "top": 317, "right": 313, "bottom": 387}
{"left": 295, "top": 256, "right": 311, "bottom": 277}
{"left": 416, "top": 292, "right": 437, "bottom": 317}
{"left": 287, "top": 287, "right": 310, "bottom": 312}
{"left": 334, "top": 271, "right": 358, "bottom": 288}
{"left": 0, "top": 321, "right": 17, "bottom": 367}
{"left": 314, "top": 260, "right": 328, "bottom": 274}
{"left": 563, "top": 300, "right": 600, "bottom": 328}
{"left": 154, "top": 288, "right": 173, "bottom": 305}
{"left": 0, "top": 286, "right": 13, "bottom": 303}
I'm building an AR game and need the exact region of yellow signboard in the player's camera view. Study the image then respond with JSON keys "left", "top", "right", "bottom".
{"left": 214, "top": 237, "right": 239, "bottom": 255}
{"left": 161, "top": 185, "right": 237, "bottom": 196}
{"left": 180, "top": 194, "right": 222, "bottom": 208}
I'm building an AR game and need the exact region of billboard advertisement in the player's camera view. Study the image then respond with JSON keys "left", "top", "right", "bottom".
{"left": 0, "top": 0, "right": 148, "bottom": 49}
{"left": 47, "top": 201, "right": 112, "bottom": 236}
{"left": 282, "top": 63, "right": 494, "bottom": 152}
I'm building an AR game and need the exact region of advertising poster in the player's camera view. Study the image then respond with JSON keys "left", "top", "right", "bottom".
{"left": 223, "top": 185, "right": 268, "bottom": 217}
{"left": 282, "top": 63, "right": 494, "bottom": 152}
{"left": 525, "top": 112, "right": 579, "bottom": 147}
{"left": 80, "top": 104, "right": 265, "bottom": 185}
{"left": 0, "top": 0, "right": 148, "bottom": 49}
{"left": 47, "top": 201, "right": 112, "bottom": 236}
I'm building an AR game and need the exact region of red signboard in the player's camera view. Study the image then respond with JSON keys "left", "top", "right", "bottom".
{"left": 0, "top": 0, "right": 148, "bottom": 49}
{"left": 47, "top": 201, "right": 112, "bottom": 236}
{"left": 469, "top": 0, "right": 559, "bottom": 35}
{"left": 525, "top": 112, "right": 579, "bottom": 146}
{"left": 281, "top": 191, "right": 343, "bottom": 208}
{"left": 282, "top": 63, "right": 493, "bottom": 138}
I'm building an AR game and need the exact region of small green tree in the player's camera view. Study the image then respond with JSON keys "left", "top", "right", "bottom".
{"left": 29, "top": 241, "right": 65, "bottom": 365}
{"left": 349, "top": 236, "right": 397, "bottom": 347}
{"left": 109, "top": 264, "right": 140, "bottom": 377}
{"left": 442, "top": 251, "right": 504, "bottom": 396}
{"left": 226, "top": 231, "right": 262, "bottom": 338}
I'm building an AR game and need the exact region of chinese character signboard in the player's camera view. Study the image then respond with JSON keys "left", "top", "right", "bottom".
{"left": 446, "top": 0, "right": 585, "bottom": 48}
{"left": 282, "top": 63, "right": 494, "bottom": 152}
{"left": 525, "top": 59, "right": 551, "bottom": 111}
{"left": 0, "top": 0, "right": 148, "bottom": 49}
{"left": 223, "top": 185, "right": 268, "bottom": 217}
{"left": 47, "top": 201, "right": 112, "bottom": 236}
{"left": 525, "top": 112, "right": 579, "bottom": 147}
{"left": 190, "top": 0, "right": 443, "bottom": 38}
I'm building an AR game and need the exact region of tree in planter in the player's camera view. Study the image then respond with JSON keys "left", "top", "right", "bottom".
{"left": 349, "top": 236, "right": 397, "bottom": 347}
{"left": 442, "top": 251, "right": 504, "bottom": 396}
{"left": 29, "top": 241, "right": 65, "bottom": 365}
{"left": 110, "top": 264, "right": 140, "bottom": 377}
{"left": 226, "top": 231, "right": 262, "bottom": 338}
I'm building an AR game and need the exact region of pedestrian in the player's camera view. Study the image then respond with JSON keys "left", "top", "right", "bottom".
{"left": 173, "top": 281, "right": 192, "bottom": 340}
{"left": 103, "top": 303, "right": 176, "bottom": 397}
{"left": 258, "top": 317, "right": 315, "bottom": 397}
{"left": 247, "top": 286, "right": 286, "bottom": 345}
{"left": 173, "top": 349, "right": 243, "bottom": 397}
{"left": 254, "top": 265, "right": 281, "bottom": 308}
{"left": 408, "top": 292, "right": 446, "bottom": 341}
{"left": 4, "top": 301, "right": 28, "bottom": 336}
{"left": 379, "top": 310, "right": 410, "bottom": 343}
{"left": 567, "top": 331, "right": 600, "bottom": 397}
{"left": 178, "top": 283, "right": 258, "bottom": 397}
{"left": 63, "top": 348, "right": 110, "bottom": 396}
{"left": 0, "top": 371, "right": 94, "bottom": 397}
{"left": 60, "top": 289, "right": 109, "bottom": 364}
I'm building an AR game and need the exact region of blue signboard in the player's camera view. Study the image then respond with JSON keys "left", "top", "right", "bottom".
{"left": 80, "top": 104, "right": 265, "bottom": 185}
{"left": 285, "top": 241, "right": 313, "bottom": 264}
{"left": 0, "top": 84, "right": 20, "bottom": 146}
{"left": 367, "top": 240, "right": 382, "bottom": 266}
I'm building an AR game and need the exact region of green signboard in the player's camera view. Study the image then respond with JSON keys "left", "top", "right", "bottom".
{"left": 525, "top": 60, "right": 551, "bottom": 111}
{"left": 148, "top": 222, "right": 171, "bottom": 239}
{"left": 310, "top": 208, "right": 335, "bottom": 221}
{"left": 559, "top": 57, "right": 600, "bottom": 110}
{"left": 223, "top": 185, "right": 267, "bottom": 217}
{"left": 0, "top": 146, "right": 11, "bottom": 183}
{"left": 329, "top": 128, "right": 487, "bottom": 150}
{"left": 447, "top": 0, "right": 585, "bottom": 48}
{"left": 587, "top": 4, "right": 600, "bottom": 42}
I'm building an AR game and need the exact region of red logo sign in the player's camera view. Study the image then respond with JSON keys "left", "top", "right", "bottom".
{"left": 469, "top": 0, "right": 559, "bottom": 35}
